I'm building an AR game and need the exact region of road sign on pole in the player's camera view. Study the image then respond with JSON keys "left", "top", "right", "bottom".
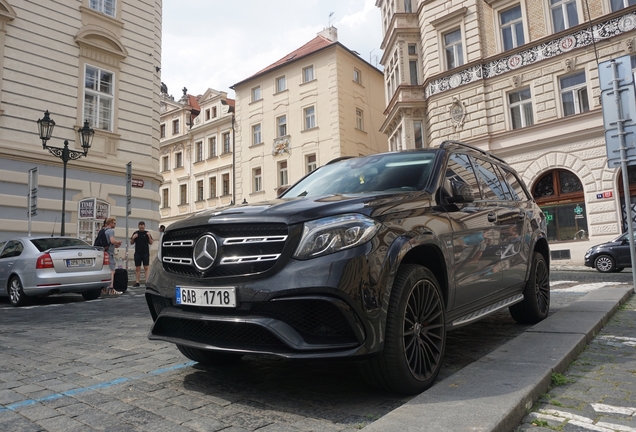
{"left": 125, "top": 162, "right": 132, "bottom": 271}
{"left": 27, "top": 167, "right": 37, "bottom": 236}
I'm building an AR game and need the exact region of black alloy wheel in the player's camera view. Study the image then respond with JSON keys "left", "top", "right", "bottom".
{"left": 509, "top": 251, "right": 550, "bottom": 324}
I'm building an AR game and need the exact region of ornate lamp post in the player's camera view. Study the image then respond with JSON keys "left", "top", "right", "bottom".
{"left": 36, "top": 110, "right": 95, "bottom": 236}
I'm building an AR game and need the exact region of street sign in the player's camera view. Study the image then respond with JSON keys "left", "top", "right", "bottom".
{"left": 126, "top": 162, "right": 132, "bottom": 216}
{"left": 28, "top": 167, "right": 37, "bottom": 216}
{"left": 598, "top": 54, "right": 633, "bottom": 91}
{"left": 132, "top": 178, "right": 144, "bottom": 188}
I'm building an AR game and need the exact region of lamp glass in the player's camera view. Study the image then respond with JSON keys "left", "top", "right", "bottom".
{"left": 79, "top": 120, "right": 95, "bottom": 152}
{"left": 37, "top": 111, "right": 55, "bottom": 142}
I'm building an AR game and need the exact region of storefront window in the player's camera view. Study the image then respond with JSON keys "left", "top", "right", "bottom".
{"left": 533, "top": 169, "right": 587, "bottom": 241}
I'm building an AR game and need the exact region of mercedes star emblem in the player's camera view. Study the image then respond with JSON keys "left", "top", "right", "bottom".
{"left": 192, "top": 234, "right": 218, "bottom": 271}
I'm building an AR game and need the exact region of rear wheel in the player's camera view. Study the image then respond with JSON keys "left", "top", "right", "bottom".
{"left": 9, "top": 276, "right": 28, "bottom": 307}
{"left": 594, "top": 255, "right": 616, "bottom": 273}
{"left": 362, "top": 264, "right": 446, "bottom": 395}
{"left": 614, "top": 267, "right": 625, "bottom": 273}
{"left": 509, "top": 252, "right": 550, "bottom": 324}
{"left": 176, "top": 345, "right": 243, "bottom": 365}
{"left": 81, "top": 289, "right": 102, "bottom": 301}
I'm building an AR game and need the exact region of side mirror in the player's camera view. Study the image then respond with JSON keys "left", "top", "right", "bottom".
{"left": 446, "top": 180, "right": 475, "bottom": 204}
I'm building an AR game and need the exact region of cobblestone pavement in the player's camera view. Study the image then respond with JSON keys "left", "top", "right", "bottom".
{"left": 0, "top": 274, "right": 629, "bottom": 432}
{"left": 517, "top": 294, "right": 636, "bottom": 432}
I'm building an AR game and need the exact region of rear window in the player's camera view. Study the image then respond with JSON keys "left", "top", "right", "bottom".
{"left": 30, "top": 238, "right": 90, "bottom": 252}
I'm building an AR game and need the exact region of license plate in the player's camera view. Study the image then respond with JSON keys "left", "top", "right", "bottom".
{"left": 66, "top": 258, "right": 94, "bottom": 267}
{"left": 176, "top": 286, "right": 236, "bottom": 307}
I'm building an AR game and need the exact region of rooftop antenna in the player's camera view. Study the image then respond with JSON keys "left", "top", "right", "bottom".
{"left": 328, "top": 11, "right": 334, "bottom": 28}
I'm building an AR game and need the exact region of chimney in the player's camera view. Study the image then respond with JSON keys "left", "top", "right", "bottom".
{"left": 318, "top": 26, "right": 338, "bottom": 42}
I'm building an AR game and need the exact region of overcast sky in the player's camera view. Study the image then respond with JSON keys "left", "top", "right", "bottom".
{"left": 161, "top": 0, "right": 384, "bottom": 99}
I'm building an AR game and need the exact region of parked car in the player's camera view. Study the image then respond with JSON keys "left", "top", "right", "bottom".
{"left": 584, "top": 232, "right": 634, "bottom": 272}
{"left": 0, "top": 236, "right": 112, "bottom": 306}
{"left": 145, "top": 141, "right": 550, "bottom": 395}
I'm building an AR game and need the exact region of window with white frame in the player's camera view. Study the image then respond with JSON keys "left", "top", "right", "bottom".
{"left": 252, "top": 124, "right": 262, "bottom": 145}
{"left": 252, "top": 86, "right": 262, "bottom": 102}
{"left": 413, "top": 121, "right": 424, "bottom": 148}
{"left": 386, "top": 50, "right": 400, "bottom": 99}
{"left": 354, "top": 68, "right": 361, "bottom": 84}
{"left": 161, "top": 188, "right": 169, "bottom": 208}
{"left": 160, "top": 124, "right": 165, "bottom": 138}
{"left": 212, "top": 106, "right": 217, "bottom": 118}
{"left": 409, "top": 60, "right": 418, "bottom": 85}
{"left": 278, "top": 161, "right": 288, "bottom": 186}
{"left": 390, "top": 127, "right": 403, "bottom": 152}
{"left": 356, "top": 108, "right": 364, "bottom": 131}
{"left": 550, "top": 0, "right": 578, "bottom": 33}
{"left": 500, "top": 5, "right": 525, "bottom": 51}
{"left": 222, "top": 174, "right": 230, "bottom": 196}
{"left": 195, "top": 141, "right": 203, "bottom": 162}
{"left": 172, "top": 119, "right": 179, "bottom": 135}
{"left": 303, "top": 65, "right": 314, "bottom": 83}
{"left": 208, "top": 136, "right": 217, "bottom": 157}
{"left": 84, "top": 65, "right": 113, "bottom": 131}
{"left": 196, "top": 179, "right": 204, "bottom": 201}
{"left": 276, "top": 76, "right": 286, "bottom": 93}
{"left": 277, "top": 115, "right": 287, "bottom": 137}
{"left": 443, "top": 29, "right": 464, "bottom": 69}
{"left": 175, "top": 152, "right": 183, "bottom": 168}
{"left": 205, "top": 109, "right": 210, "bottom": 121}
{"left": 89, "top": 0, "right": 115, "bottom": 17}
{"left": 304, "top": 106, "right": 315, "bottom": 130}
{"left": 404, "top": 0, "right": 413, "bottom": 13}
{"left": 560, "top": 71, "right": 589, "bottom": 116}
{"left": 253, "top": 168, "right": 262, "bottom": 192}
{"left": 209, "top": 176, "right": 217, "bottom": 198}
{"left": 223, "top": 132, "right": 231, "bottom": 153}
{"left": 509, "top": 88, "right": 534, "bottom": 129}
{"left": 611, "top": 0, "right": 636, "bottom": 11}
{"left": 161, "top": 155, "right": 169, "bottom": 172}
{"left": 179, "top": 184, "right": 187, "bottom": 205}
{"left": 306, "top": 154, "right": 317, "bottom": 174}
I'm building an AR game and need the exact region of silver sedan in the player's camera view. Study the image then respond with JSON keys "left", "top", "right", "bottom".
{"left": 0, "top": 236, "right": 112, "bottom": 306}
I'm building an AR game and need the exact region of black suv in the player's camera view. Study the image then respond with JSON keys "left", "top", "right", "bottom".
{"left": 145, "top": 141, "right": 550, "bottom": 395}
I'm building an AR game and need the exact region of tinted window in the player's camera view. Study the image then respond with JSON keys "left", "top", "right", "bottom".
{"left": 472, "top": 157, "right": 509, "bottom": 200}
{"left": 444, "top": 153, "right": 480, "bottom": 199}
{"left": 0, "top": 241, "right": 24, "bottom": 258}
{"left": 283, "top": 152, "right": 436, "bottom": 197}
{"left": 502, "top": 168, "right": 529, "bottom": 200}
{"left": 30, "top": 237, "right": 90, "bottom": 252}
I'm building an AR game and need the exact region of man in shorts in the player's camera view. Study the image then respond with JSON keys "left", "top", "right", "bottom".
{"left": 130, "top": 221, "right": 154, "bottom": 287}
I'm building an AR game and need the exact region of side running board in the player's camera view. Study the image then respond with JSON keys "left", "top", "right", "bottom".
{"left": 451, "top": 294, "right": 524, "bottom": 327}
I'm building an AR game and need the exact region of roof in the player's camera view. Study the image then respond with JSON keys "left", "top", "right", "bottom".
{"left": 231, "top": 35, "right": 336, "bottom": 88}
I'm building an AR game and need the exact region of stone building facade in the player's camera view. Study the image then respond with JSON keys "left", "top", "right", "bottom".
{"left": 376, "top": 0, "right": 636, "bottom": 264}
{"left": 0, "top": 0, "right": 163, "bottom": 245}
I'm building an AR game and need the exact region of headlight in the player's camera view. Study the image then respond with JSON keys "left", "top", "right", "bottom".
{"left": 293, "top": 214, "right": 381, "bottom": 259}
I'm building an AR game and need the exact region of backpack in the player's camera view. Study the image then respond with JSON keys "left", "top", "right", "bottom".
{"left": 94, "top": 228, "right": 110, "bottom": 249}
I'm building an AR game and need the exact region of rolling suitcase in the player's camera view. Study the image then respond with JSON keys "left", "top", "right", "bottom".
{"left": 114, "top": 268, "right": 128, "bottom": 293}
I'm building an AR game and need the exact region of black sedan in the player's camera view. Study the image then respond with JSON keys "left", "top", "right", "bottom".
{"left": 584, "top": 233, "right": 634, "bottom": 272}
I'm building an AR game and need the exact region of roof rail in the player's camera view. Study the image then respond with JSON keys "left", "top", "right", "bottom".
{"left": 439, "top": 140, "right": 507, "bottom": 164}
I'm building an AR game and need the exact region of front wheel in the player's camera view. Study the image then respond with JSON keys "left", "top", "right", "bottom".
{"left": 362, "top": 264, "right": 446, "bottom": 395}
{"left": 594, "top": 255, "right": 616, "bottom": 273}
{"left": 9, "top": 276, "right": 28, "bottom": 307}
{"left": 176, "top": 345, "right": 243, "bottom": 366}
{"left": 509, "top": 251, "right": 550, "bottom": 324}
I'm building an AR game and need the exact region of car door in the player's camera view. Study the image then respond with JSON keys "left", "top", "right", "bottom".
{"left": 441, "top": 153, "right": 502, "bottom": 309}
{"left": 0, "top": 240, "right": 24, "bottom": 288}
{"left": 615, "top": 233, "right": 633, "bottom": 268}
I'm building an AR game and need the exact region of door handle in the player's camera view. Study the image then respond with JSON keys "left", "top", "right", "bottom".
{"left": 488, "top": 212, "right": 497, "bottom": 223}
{"left": 519, "top": 210, "right": 525, "bottom": 220}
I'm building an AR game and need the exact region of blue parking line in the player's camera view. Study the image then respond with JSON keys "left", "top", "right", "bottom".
{"left": 0, "top": 361, "right": 196, "bottom": 412}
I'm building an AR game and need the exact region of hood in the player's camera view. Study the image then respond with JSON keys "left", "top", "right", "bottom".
{"left": 167, "top": 192, "right": 433, "bottom": 231}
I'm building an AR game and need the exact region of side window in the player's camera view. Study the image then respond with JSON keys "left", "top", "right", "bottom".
{"left": 0, "top": 241, "right": 23, "bottom": 258}
{"left": 444, "top": 153, "right": 480, "bottom": 200}
{"left": 471, "top": 157, "right": 508, "bottom": 200}
{"left": 502, "top": 168, "right": 530, "bottom": 201}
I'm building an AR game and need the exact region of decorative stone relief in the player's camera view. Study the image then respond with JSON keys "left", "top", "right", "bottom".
{"left": 272, "top": 137, "right": 291, "bottom": 156}
{"left": 449, "top": 97, "right": 466, "bottom": 128}
{"left": 626, "top": 38, "right": 634, "bottom": 53}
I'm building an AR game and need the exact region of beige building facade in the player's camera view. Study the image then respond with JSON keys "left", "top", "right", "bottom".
{"left": 0, "top": 0, "right": 163, "bottom": 245}
{"left": 158, "top": 87, "right": 235, "bottom": 227}
{"left": 377, "top": 0, "right": 636, "bottom": 264}
{"left": 231, "top": 27, "right": 388, "bottom": 203}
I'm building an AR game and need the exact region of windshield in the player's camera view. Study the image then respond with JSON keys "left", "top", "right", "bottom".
{"left": 31, "top": 237, "right": 90, "bottom": 252}
{"left": 283, "top": 152, "right": 437, "bottom": 198}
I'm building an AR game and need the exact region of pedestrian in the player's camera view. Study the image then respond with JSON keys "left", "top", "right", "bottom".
{"left": 159, "top": 224, "right": 165, "bottom": 235}
{"left": 131, "top": 221, "right": 154, "bottom": 287}
{"left": 103, "top": 217, "right": 122, "bottom": 295}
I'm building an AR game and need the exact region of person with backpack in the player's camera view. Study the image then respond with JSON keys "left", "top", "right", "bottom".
{"left": 102, "top": 217, "right": 122, "bottom": 295}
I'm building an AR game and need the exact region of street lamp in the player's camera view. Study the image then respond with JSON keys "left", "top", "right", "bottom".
{"left": 36, "top": 110, "right": 95, "bottom": 236}
{"left": 221, "top": 99, "right": 236, "bottom": 205}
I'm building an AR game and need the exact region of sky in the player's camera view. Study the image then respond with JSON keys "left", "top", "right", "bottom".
{"left": 161, "top": 0, "right": 384, "bottom": 99}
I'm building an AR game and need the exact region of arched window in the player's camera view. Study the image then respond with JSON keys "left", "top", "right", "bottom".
{"left": 532, "top": 169, "right": 588, "bottom": 242}
{"left": 617, "top": 165, "right": 636, "bottom": 232}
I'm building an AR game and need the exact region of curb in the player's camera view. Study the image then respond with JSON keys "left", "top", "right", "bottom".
{"left": 362, "top": 285, "right": 634, "bottom": 432}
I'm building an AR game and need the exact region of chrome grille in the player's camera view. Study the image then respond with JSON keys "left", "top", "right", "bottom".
{"left": 162, "top": 224, "right": 289, "bottom": 277}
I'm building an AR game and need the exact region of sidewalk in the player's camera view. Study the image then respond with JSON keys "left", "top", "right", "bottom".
{"left": 362, "top": 284, "right": 634, "bottom": 432}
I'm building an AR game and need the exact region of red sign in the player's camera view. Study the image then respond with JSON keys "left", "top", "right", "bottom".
{"left": 132, "top": 179, "right": 144, "bottom": 188}
{"left": 603, "top": 191, "right": 613, "bottom": 198}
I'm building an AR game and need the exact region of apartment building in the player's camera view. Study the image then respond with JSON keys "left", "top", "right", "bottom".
{"left": 376, "top": 0, "right": 636, "bottom": 264}
{"left": 0, "top": 0, "right": 162, "bottom": 243}
{"left": 158, "top": 87, "right": 235, "bottom": 227}
{"left": 231, "top": 27, "right": 388, "bottom": 203}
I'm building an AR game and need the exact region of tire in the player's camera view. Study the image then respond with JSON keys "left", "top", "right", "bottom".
{"left": 176, "top": 345, "right": 243, "bottom": 366}
{"left": 594, "top": 255, "right": 616, "bottom": 273}
{"left": 9, "top": 276, "right": 28, "bottom": 307}
{"left": 81, "top": 289, "right": 102, "bottom": 301}
{"left": 614, "top": 267, "right": 625, "bottom": 273}
{"left": 509, "top": 251, "right": 550, "bottom": 324}
{"left": 362, "top": 264, "right": 446, "bottom": 395}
